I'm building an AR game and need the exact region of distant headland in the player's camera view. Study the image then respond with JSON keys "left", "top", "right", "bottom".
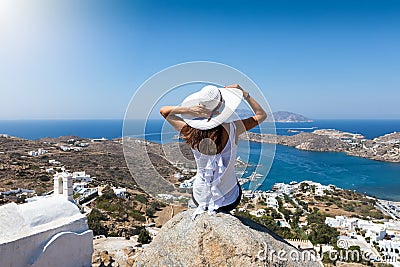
{"left": 272, "top": 111, "right": 313, "bottom": 122}
{"left": 235, "top": 109, "right": 313, "bottom": 122}
{"left": 241, "top": 129, "right": 400, "bottom": 163}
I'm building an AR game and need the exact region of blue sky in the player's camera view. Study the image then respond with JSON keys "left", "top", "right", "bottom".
{"left": 0, "top": 0, "right": 399, "bottom": 119}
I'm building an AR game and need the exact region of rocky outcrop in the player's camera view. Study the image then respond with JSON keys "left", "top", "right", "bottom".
{"left": 133, "top": 210, "right": 322, "bottom": 267}
{"left": 243, "top": 131, "right": 348, "bottom": 152}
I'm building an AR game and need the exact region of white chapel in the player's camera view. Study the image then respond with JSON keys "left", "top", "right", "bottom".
{"left": 0, "top": 172, "right": 93, "bottom": 267}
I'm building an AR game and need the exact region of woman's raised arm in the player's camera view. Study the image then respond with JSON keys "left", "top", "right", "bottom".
{"left": 224, "top": 84, "right": 267, "bottom": 136}
{"left": 160, "top": 105, "right": 211, "bottom": 132}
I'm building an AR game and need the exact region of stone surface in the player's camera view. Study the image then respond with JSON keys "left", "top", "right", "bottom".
{"left": 92, "top": 237, "right": 139, "bottom": 267}
{"left": 134, "top": 210, "right": 322, "bottom": 267}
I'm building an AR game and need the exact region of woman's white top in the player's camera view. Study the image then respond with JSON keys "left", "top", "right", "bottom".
{"left": 191, "top": 122, "right": 240, "bottom": 220}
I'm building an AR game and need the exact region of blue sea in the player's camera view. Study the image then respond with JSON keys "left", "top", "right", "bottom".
{"left": 1, "top": 119, "right": 400, "bottom": 201}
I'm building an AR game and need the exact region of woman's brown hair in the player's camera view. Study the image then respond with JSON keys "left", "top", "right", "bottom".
{"left": 180, "top": 124, "right": 226, "bottom": 155}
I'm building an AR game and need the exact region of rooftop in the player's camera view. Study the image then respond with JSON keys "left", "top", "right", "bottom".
{"left": 0, "top": 196, "right": 85, "bottom": 244}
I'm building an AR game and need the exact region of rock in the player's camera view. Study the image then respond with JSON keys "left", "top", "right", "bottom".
{"left": 101, "top": 251, "right": 114, "bottom": 264}
{"left": 92, "top": 237, "right": 138, "bottom": 267}
{"left": 133, "top": 210, "right": 322, "bottom": 267}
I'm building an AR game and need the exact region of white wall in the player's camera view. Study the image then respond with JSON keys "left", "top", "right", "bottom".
{"left": 31, "top": 230, "right": 93, "bottom": 267}
{"left": 0, "top": 217, "right": 93, "bottom": 267}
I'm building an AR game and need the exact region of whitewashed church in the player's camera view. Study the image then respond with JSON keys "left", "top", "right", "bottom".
{"left": 0, "top": 172, "right": 93, "bottom": 267}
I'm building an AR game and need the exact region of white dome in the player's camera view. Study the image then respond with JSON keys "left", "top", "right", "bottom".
{"left": 0, "top": 196, "right": 84, "bottom": 243}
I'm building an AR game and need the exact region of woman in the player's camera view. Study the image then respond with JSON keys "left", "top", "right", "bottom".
{"left": 160, "top": 84, "right": 267, "bottom": 219}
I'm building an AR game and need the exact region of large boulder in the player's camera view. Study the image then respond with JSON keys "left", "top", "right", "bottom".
{"left": 134, "top": 210, "right": 322, "bottom": 267}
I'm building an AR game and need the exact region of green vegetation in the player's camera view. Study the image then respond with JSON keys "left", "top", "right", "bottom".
{"left": 311, "top": 188, "right": 384, "bottom": 220}
{"left": 87, "top": 208, "right": 108, "bottom": 236}
{"left": 299, "top": 182, "right": 309, "bottom": 193}
{"left": 247, "top": 203, "right": 255, "bottom": 209}
{"left": 10, "top": 152, "right": 21, "bottom": 158}
{"left": 297, "top": 199, "right": 308, "bottom": 210}
{"left": 307, "top": 211, "right": 338, "bottom": 245}
{"left": 39, "top": 175, "right": 50, "bottom": 182}
{"left": 101, "top": 186, "right": 116, "bottom": 199}
{"left": 359, "top": 205, "right": 384, "bottom": 219}
{"left": 235, "top": 203, "right": 306, "bottom": 240}
{"left": 95, "top": 186, "right": 145, "bottom": 222}
{"left": 145, "top": 201, "right": 165, "bottom": 217}
{"left": 137, "top": 228, "right": 152, "bottom": 244}
{"left": 129, "top": 210, "right": 146, "bottom": 221}
{"left": 344, "top": 203, "right": 355, "bottom": 212}
{"left": 134, "top": 194, "right": 148, "bottom": 204}
{"left": 277, "top": 195, "right": 293, "bottom": 223}
{"left": 145, "top": 206, "right": 155, "bottom": 217}
{"left": 31, "top": 165, "right": 40, "bottom": 171}
{"left": 310, "top": 185, "right": 316, "bottom": 194}
{"left": 238, "top": 192, "right": 340, "bottom": 245}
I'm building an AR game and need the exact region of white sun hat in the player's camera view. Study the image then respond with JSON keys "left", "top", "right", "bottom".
{"left": 181, "top": 85, "right": 243, "bottom": 130}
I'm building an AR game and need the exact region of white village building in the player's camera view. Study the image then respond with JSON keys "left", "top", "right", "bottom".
{"left": 365, "top": 225, "right": 386, "bottom": 242}
{"left": 113, "top": 187, "right": 127, "bottom": 198}
{"left": 73, "top": 182, "right": 88, "bottom": 192}
{"left": 250, "top": 208, "right": 267, "bottom": 217}
{"left": 72, "top": 171, "right": 92, "bottom": 182}
{"left": 265, "top": 194, "right": 279, "bottom": 210}
{"left": 325, "top": 216, "right": 358, "bottom": 230}
{"left": 314, "top": 184, "right": 333, "bottom": 196}
{"left": 378, "top": 239, "right": 400, "bottom": 260}
{"left": 0, "top": 172, "right": 93, "bottom": 267}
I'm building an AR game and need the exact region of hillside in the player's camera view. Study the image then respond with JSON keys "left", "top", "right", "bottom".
{"left": 0, "top": 135, "right": 189, "bottom": 236}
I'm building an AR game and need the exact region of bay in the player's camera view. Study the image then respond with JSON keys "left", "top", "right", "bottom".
{"left": 1, "top": 119, "right": 399, "bottom": 200}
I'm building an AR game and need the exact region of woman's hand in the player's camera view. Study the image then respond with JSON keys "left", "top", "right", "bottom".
{"left": 186, "top": 105, "right": 211, "bottom": 117}
{"left": 227, "top": 84, "right": 267, "bottom": 135}
{"left": 161, "top": 105, "right": 210, "bottom": 117}
{"left": 225, "top": 84, "right": 249, "bottom": 97}
{"left": 225, "top": 84, "right": 243, "bottom": 90}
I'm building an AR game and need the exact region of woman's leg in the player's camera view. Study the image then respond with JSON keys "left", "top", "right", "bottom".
{"left": 191, "top": 191, "right": 199, "bottom": 207}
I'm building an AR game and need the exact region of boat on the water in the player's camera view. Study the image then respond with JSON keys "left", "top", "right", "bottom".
{"left": 249, "top": 172, "right": 263, "bottom": 180}
{"left": 238, "top": 178, "right": 250, "bottom": 185}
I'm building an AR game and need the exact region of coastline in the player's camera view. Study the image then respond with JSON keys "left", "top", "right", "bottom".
{"left": 2, "top": 132, "right": 400, "bottom": 202}
{"left": 241, "top": 130, "right": 400, "bottom": 163}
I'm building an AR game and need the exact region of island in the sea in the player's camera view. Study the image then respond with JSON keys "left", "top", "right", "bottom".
{"left": 272, "top": 111, "right": 313, "bottom": 122}
{"left": 235, "top": 110, "right": 313, "bottom": 122}
{"left": 241, "top": 129, "right": 400, "bottom": 163}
